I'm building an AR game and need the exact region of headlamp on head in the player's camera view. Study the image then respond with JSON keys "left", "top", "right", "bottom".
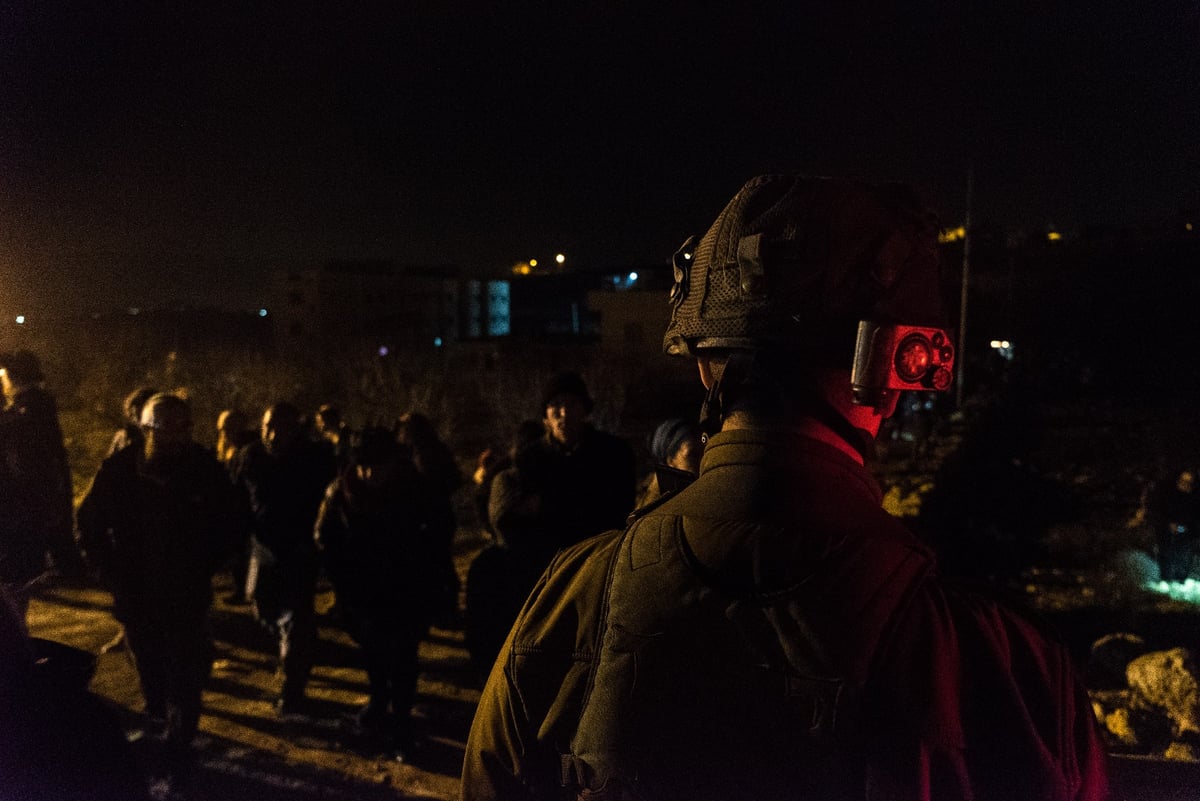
{"left": 850, "top": 321, "right": 955, "bottom": 409}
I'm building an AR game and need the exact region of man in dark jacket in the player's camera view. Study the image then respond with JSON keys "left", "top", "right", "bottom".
{"left": 461, "top": 176, "right": 1109, "bottom": 800}
{"left": 76, "top": 392, "right": 248, "bottom": 786}
{"left": 232, "top": 401, "right": 337, "bottom": 714}
{"left": 533, "top": 370, "right": 636, "bottom": 549}
{"left": 0, "top": 350, "right": 77, "bottom": 611}
{"left": 315, "top": 427, "right": 441, "bottom": 760}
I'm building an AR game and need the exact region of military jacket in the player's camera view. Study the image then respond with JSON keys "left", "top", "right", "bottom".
{"left": 461, "top": 427, "right": 1108, "bottom": 801}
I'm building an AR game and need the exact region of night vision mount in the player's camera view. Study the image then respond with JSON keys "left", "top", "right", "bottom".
{"left": 850, "top": 321, "right": 955, "bottom": 409}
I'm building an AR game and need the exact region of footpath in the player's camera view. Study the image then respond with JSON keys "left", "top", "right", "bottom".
{"left": 27, "top": 570, "right": 480, "bottom": 801}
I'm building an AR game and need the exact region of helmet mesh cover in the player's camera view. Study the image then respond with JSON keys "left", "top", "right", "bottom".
{"left": 663, "top": 175, "right": 946, "bottom": 362}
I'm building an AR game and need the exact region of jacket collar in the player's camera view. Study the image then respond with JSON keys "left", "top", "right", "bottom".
{"left": 699, "top": 427, "right": 883, "bottom": 505}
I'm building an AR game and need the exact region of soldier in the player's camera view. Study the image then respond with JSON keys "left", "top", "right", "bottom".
{"left": 76, "top": 392, "right": 248, "bottom": 788}
{"left": 461, "top": 176, "right": 1108, "bottom": 800}
{"left": 0, "top": 350, "right": 77, "bottom": 613}
{"left": 232, "top": 401, "right": 337, "bottom": 715}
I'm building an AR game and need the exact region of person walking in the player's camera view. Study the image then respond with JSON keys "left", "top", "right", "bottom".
{"left": 0, "top": 350, "right": 78, "bottom": 613}
{"left": 315, "top": 427, "right": 442, "bottom": 760}
{"left": 232, "top": 401, "right": 337, "bottom": 715}
{"left": 76, "top": 392, "right": 248, "bottom": 788}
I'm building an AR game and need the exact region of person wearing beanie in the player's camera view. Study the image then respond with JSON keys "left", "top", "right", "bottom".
{"left": 533, "top": 370, "right": 635, "bottom": 549}
{"left": 637, "top": 417, "right": 704, "bottom": 506}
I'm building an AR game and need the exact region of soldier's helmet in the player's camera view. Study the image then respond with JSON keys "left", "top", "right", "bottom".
{"left": 663, "top": 175, "right": 948, "bottom": 365}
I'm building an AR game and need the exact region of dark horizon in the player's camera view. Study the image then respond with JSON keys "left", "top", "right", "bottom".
{"left": 3, "top": 3, "right": 1196, "bottom": 315}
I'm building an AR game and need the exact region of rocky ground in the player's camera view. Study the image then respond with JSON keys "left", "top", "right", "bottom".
{"left": 27, "top": 553, "right": 486, "bottom": 801}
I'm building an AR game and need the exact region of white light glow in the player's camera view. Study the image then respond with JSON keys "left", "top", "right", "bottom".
{"left": 14, "top": 315, "right": 24, "bottom": 325}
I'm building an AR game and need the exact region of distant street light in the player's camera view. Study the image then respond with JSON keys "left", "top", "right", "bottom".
{"left": 555, "top": 253, "right": 566, "bottom": 265}
{"left": 14, "top": 315, "right": 24, "bottom": 325}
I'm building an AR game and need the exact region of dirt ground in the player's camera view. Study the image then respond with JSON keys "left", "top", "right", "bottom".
{"left": 27, "top": 559, "right": 485, "bottom": 801}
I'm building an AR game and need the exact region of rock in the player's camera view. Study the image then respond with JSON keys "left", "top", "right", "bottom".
{"left": 1127, "top": 648, "right": 1200, "bottom": 737}
{"left": 1165, "top": 741, "right": 1200, "bottom": 762}
{"left": 1090, "top": 690, "right": 1173, "bottom": 752}
{"left": 1089, "top": 632, "right": 1149, "bottom": 689}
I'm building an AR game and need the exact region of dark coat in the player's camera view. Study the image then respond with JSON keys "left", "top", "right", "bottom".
{"left": 314, "top": 464, "right": 442, "bottom": 614}
{"left": 0, "top": 386, "right": 74, "bottom": 584}
{"left": 462, "top": 428, "right": 1109, "bottom": 801}
{"left": 75, "top": 443, "right": 249, "bottom": 624}
{"left": 232, "top": 439, "right": 337, "bottom": 559}
{"left": 534, "top": 426, "right": 636, "bottom": 549}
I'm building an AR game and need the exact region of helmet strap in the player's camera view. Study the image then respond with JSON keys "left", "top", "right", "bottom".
{"left": 698, "top": 351, "right": 754, "bottom": 438}
{"left": 697, "top": 351, "right": 875, "bottom": 463}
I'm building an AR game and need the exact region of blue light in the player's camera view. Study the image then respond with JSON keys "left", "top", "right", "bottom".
{"left": 433, "top": 336, "right": 443, "bottom": 347}
{"left": 258, "top": 308, "right": 268, "bottom": 317}
{"left": 628, "top": 272, "right": 638, "bottom": 282}
{"left": 378, "top": 345, "right": 390, "bottom": 357}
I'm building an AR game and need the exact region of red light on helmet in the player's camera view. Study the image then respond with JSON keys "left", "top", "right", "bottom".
{"left": 894, "top": 335, "right": 933, "bottom": 383}
{"left": 851, "top": 321, "right": 956, "bottom": 408}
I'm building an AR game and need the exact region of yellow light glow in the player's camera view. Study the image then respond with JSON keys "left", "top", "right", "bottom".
{"left": 937, "top": 226, "right": 966, "bottom": 244}
{"left": 1047, "top": 231, "right": 1062, "bottom": 242}
{"left": 512, "top": 262, "right": 532, "bottom": 276}
{"left": 1187, "top": 223, "right": 1194, "bottom": 232}
{"left": 555, "top": 253, "right": 566, "bottom": 264}
{"left": 529, "top": 259, "right": 538, "bottom": 268}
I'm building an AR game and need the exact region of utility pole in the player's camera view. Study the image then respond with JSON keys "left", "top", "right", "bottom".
{"left": 955, "top": 167, "right": 973, "bottom": 409}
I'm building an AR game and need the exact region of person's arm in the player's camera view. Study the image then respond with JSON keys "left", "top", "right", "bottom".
{"left": 868, "top": 579, "right": 1110, "bottom": 801}
{"left": 74, "top": 464, "right": 116, "bottom": 582}
{"left": 462, "top": 531, "right": 623, "bottom": 801}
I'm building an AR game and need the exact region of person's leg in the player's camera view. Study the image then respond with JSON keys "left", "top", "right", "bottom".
{"left": 387, "top": 616, "right": 427, "bottom": 756}
{"left": 279, "top": 558, "right": 319, "bottom": 708}
{"left": 162, "top": 622, "right": 212, "bottom": 782}
{"left": 122, "top": 616, "right": 169, "bottom": 723}
{"left": 352, "top": 613, "right": 391, "bottom": 730}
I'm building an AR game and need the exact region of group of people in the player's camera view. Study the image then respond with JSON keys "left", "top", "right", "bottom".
{"left": 0, "top": 361, "right": 472, "bottom": 795}
{"left": 1, "top": 173, "right": 1115, "bottom": 800}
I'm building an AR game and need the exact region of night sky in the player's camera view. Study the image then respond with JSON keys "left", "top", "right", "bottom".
{"left": 2, "top": 2, "right": 1196, "bottom": 315}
